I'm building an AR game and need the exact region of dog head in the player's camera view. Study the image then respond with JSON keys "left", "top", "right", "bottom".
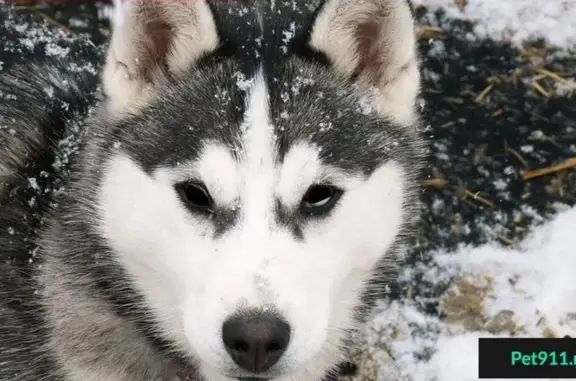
{"left": 89, "top": 1, "right": 424, "bottom": 380}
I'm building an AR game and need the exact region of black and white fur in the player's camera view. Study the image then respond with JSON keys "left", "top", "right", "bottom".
{"left": 0, "top": 1, "right": 426, "bottom": 381}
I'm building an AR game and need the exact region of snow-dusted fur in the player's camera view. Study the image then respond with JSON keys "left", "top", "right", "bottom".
{"left": 0, "top": 1, "right": 426, "bottom": 381}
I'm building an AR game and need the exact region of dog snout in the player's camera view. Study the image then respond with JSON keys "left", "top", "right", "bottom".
{"left": 222, "top": 311, "right": 291, "bottom": 373}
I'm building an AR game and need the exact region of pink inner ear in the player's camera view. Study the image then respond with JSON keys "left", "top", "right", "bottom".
{"left": 353, "top": 17, "right": 387, "bottom": 85}
{"left": 136, "top": 9, "right": 175, "bottom": 83}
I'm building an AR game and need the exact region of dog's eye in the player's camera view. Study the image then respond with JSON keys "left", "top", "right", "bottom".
{"left": 301, "top": 185, "right": 343, "bottom": 215}
{"left": 176, "top": 182, "right": 213, "bottom": 213}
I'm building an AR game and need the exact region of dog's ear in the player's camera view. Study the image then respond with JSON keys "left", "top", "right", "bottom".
{"left": 102, "top": 0, "right": 219, "bottom": 115}
{"left": 309, "top": 0, "right": 420, "bottom": 125}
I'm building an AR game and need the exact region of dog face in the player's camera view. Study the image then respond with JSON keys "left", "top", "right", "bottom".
{"left": 92, "top": 1, "right": 423, "bottom": 380}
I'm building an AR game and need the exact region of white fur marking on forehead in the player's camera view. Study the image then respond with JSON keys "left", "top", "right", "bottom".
{"left": 237, "top": 72, "right": 277, "bottom": 231}
{"left": 240, "top": 72, "right": 275, "bottom": 170}
{"left": 196, "top": 144, "right": 240, "bottom": 206}
{"left": 276, "top": 143, "right": 321, "bottom": 207}
{"left": 151, "top": 145, "right": 240, "bottom": 206}
{"left": 276, "top": 143, "right": 367, "bottom": 208}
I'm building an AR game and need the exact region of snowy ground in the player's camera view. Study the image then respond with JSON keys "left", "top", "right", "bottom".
{"left": 412, "top": 0, "right": 576, "bottom": 48}
{"left": 351, "top": 204, "right": 576, "bottom": 381}
{"left": 350, "top": 1, "right": 576, "bottom": 380}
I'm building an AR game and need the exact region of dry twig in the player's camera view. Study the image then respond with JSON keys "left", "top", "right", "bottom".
{"left": 523, "top": 158, "right": 576, "bottom": 180}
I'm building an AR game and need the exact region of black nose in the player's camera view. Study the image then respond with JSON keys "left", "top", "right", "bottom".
{"left": 222, "top": 312, "right": 291, "bottom": 373}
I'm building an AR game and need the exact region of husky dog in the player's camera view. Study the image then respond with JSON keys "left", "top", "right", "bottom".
{"left": 0, "top": 1, "right": 425, "bottom": 381}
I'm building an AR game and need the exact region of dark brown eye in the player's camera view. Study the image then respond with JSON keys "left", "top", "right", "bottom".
{"left": 300, "top": 185, "right": 343, "bottom": 216}
{"left": 176, "top": 182, "right": 213, "bottom": 213}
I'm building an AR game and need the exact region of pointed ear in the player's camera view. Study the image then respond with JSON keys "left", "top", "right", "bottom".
{"left": 309, "top": 0, "right": 421, "bottom": 125}
{"left": 102, "top": 0, "right": 219, "bottom": 115}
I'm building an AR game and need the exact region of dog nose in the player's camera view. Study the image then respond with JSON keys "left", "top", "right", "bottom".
{"left": 222, "top": 312, "right": 291, "bottom": 373}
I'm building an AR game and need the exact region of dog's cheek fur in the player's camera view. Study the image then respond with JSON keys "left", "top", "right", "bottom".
{"left": 97, "top": 153, "right": 215, "bottom": 352}
{"left": 300, "top": 162, "right": 408, "bottom": 358}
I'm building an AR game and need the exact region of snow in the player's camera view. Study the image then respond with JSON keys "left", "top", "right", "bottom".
{"left": 359, "top": 205, "right": 576, "bottom": 381}
{"left": 413, "top": 0, "right": 576, "bottom": 48}
{"left": 280, "top": 21, "right": 296, "bottom": 54}
{"left": 110, "top": 0, "right": 125, "bottom": 27}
